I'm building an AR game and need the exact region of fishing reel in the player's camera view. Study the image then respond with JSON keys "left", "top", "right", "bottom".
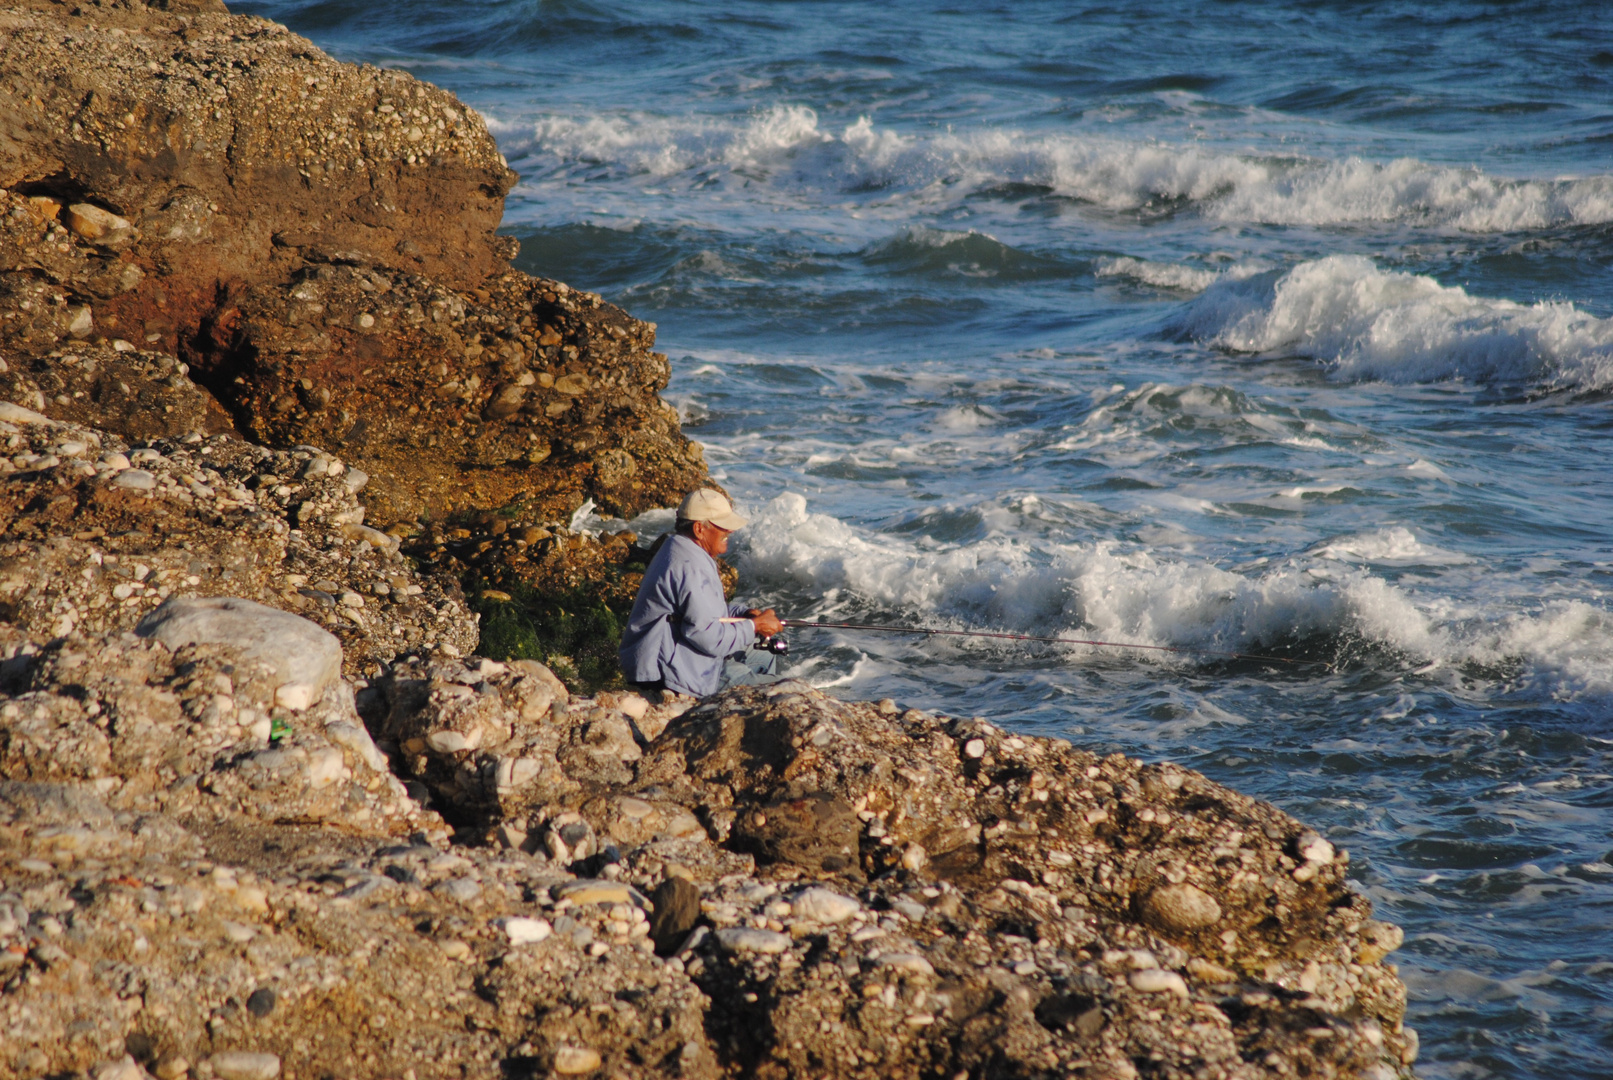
{"left": 755, "top": 633, "right": 790, "bottom": 656}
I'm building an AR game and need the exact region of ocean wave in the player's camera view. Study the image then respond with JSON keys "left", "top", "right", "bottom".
{"left": 1310, "top": 527, "right": 1474, "bottom": 566}
{"left": 736, "top": 493, "right": 1612, "bottom": 700}
{"left": 1173, "top": 255, "right": 1613, "bottom": 391}
{"left": 860, "top": 226, "right": 1072, "bottom": 281}
{"left": 1096, "top": 256, "right": 1269, "bottom": 294}
{"left": 1052, "top": 380, "right": 1360, "bottom": 462}
{"left": 501, "top": 105, "right": 1613, "bottom": 233}
{"left": 1097, "top": 256, "right": 1222, "bottom": 293}
{"left": 504, "top": 104, "right": 831, "bottom": 182}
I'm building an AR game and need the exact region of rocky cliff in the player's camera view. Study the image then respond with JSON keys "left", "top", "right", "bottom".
{"left": 0, "top": 0, "right": 706, "bottom": 529}
{"left": 0, "top": 2, "right": 1417, "bottom": 1079}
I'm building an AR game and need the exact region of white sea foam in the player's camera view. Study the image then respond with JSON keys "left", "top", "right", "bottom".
{"left": 1209, "top": 156, "right": 1613, "bottom": 232}
{"left": 1311, "top": 527, "right": 1473, "bottom": 566}
{"left": 1098, "top": 256, "right": 1270, "bottom": 295}
{"left": 1097, "top": 257, "right": 1221, "bottom": 293}
{"left": 505, "top": 106, "right": 1613, "bottom": 233}
{"left": 1177, "top": 255, "right": 1613, "bottom": 391}
{"left": 514, "top": 104, "right": 830, "bottom": 182}
{"left": 738, "top": 493, "right": 1612, "bottom": 699}
{"left": 1050, "top": 380, "right": 1355, "bottom": 465}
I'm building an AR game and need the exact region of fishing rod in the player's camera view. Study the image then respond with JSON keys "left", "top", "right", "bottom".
{"left": 774, "top": 618, "right": 1308, "bottom": 666}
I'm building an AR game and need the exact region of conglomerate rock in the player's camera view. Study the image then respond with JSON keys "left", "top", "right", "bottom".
{"left": 0, "top": 623, "right": 1417, "bottom": 1080}
{"left": 361, "top": 666, "right": 1415, "bottom": 1080}
{"left": 0, "top": 405, "right": 477, "bottom": 673}
{"left": 0, "top": 3, "right": 709, "bottom": 527}
{"left": 0, "top": 0, "right": 513, "bottom": 307}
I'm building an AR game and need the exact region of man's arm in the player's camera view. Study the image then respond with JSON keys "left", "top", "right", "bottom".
{"left": 674, "top": 565, "right": 754, "bottom": 658}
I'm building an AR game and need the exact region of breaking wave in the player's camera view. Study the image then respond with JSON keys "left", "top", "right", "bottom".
{"left": 736, "top": 493, "right": 1612, "bottom": 700}
{"left": 1173, "top": 255, "right": 1613, "bottom": 391}
{"left": 499, "top": 105, "right": 1613, "bottom": 233}
{"left": 1097, "top": 256, "right": 1268, "bottom": 294}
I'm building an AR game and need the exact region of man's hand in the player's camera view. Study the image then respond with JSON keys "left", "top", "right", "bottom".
{"left": 750, "top": 608, "right": 784, "bottom": 636}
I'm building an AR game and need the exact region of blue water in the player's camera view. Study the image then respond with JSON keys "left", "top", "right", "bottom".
{"left": 238, "top": 1, "right": 1613, "bottom": 1075}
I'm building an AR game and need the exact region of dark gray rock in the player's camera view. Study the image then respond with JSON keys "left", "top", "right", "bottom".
{"left": 648, "top": 876, "right": 701, "bottom": 955}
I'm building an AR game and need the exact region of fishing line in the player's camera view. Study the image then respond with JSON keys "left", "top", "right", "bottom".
{"left": 778, "top": 618, "right": 1320, "bottom": 667}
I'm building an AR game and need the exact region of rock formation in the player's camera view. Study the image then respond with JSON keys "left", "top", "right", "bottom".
{"left": 0, "top": 0, "right": 707, "bottom": 528}
{"left": 2, "top": 622, "right": 1417, "bottom": 1080}
{"left": 0, "top": 1, "right": 1418, "bottom": 1078}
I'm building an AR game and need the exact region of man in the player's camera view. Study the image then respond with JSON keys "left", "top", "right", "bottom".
{"left": 619, "top": 488, "right": 784, "bottom": 698}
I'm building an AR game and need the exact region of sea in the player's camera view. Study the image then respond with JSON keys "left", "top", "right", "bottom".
{"left": 235, "top": 2, "right": 1613, "bottom": 1075}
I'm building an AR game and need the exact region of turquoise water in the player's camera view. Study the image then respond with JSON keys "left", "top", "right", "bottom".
{"left": 239, "top": 2, "right": 1613, "bottom": 1074}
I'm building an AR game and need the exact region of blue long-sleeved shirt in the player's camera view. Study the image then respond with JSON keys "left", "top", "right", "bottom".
{"left": 618, "top": 534, "right": 753, "bottom": 697}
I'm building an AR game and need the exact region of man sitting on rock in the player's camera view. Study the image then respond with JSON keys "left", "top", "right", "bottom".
{"left": 619, "top": 489, "right": 785, "bottom": 699}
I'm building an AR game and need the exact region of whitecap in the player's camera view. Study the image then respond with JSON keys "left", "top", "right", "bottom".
{"left": 1097, "top": 256, "right": 1222, "bottom": 293}
{"left": 1406, "top": 459, "right": 1454, "bottom": 481}
{"left": 507, "top": 108, "right": 1613, "bottom": 235}
{"left": 1176, "top": 255, "right": 1613, "bottom": 392}
{"left": 1311, "top": 527, "right": 1473, "bottom": 566}
{"left": 736, "top": 494, "right": 1612, "bottom": 702}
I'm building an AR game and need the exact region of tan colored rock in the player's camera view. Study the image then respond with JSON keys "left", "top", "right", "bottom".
{"left": 66, "top": 305, "right": 94, "bottom": 338}
{"left": 1139, "top": 882, "right": 1223, "bottom": 932}
{"left": 65, "top": 203, "right": 136, "bottom": 248}
{"left": 552, "top": 1046, "right": 602, "bottom": 1074}
{"left": 1358, "top": 919, "right": 1405, "bottom": 964}
{"left": 207, "top": 1051, "right": 280, "bottom": 1080}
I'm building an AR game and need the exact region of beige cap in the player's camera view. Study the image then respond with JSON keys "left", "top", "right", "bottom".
{"left": 677, "top": 488, "right": 748, "bottom": 531}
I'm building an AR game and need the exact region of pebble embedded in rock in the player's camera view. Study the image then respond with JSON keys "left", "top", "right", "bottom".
{"left": 714, "top": 927, "right": 791, "bottom": 954}
{"left": 438, "top": 877, "right": 481, "bottom": 903}
{"left": 425, "top": 730, "right": 471, "bottom": 753}
{"left": 1129, "top": 968, "right": 1189, "bottom": 996}
{"left": 246, "top": 987, "right": 277, "bottom": 1018}
{"left": 552, "top": 1046, "right": 602, "bottom": 1074}
{"left": 1358, "top": 919, "right": 1405, "bottom": 964}
{"left": 890, "top": 898, "right": 928, "bottom": 922}
{"left": 499, "top": 916, "right": 552, "bottom": 945}
{"left": 112, "top": 468, "right": 157, "bottom": 490}
{"left": 207, "top": 1051, "right": 281, "bottom": 1080}
{"left": 553, "top": 879, "right": 633, "bottom": 906}
{"left": 1299, "top": 832, "right": 1336, "bottom": 865}
{"left": 648, "top": 876, "right": 700, "bottom": 954}
{"left": 1139, "top": 882, "right": 1222, "bottom": 932}
{"left": 65, "top": 203, "right": 135, "bottom": 246}
{"left": 305, "top": 746, "right": 346, "bottom": 788}
{"left": 0, "top": 401, "right": 49, "bottom": 424}
{"left": 323, "top": 721, "right": 388, "bottom": 772}
{"left": 616, "top": 796, "right": 654, "bottom": 820}
{"left": 90, "top": 1055, "right": 146, "bottom": 1080}
{"left": 876, "top": 952, "right": 936, "bottom": 975}
{"left": 790, "top": 887, "right": 859, "bottom": 924}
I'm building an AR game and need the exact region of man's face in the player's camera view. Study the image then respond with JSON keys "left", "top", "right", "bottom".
{"left": 692, "top": 519, "right": 731, "bottom": 558}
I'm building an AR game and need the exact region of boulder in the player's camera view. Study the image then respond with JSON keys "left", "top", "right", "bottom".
{"left": 136, "top": 597, "right": 341, "bottom": 710}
